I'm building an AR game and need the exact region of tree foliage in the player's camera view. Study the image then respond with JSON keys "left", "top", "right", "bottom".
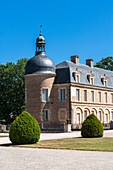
{"left": 9, "top": 111, "right": 40, "bottom": 145}
{"left": 81, "top": 114, "right": 103, "bottom": 138}
{"left": 95, "top": 56, "right": 113, "bottom": 71}
{"left": 0, "top": 58, "right": 28, "bottom": 123}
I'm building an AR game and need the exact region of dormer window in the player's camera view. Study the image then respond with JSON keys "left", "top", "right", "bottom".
{"left": 87, "top": 72, "right": 94, "bottom": 85}
{"left": 72, "top": 69, "right": 80, "bottom": 83}
{"left": 90, "top": 77, "right": 94, "bottom": 85}
{"left": 101, "top": 74, "right": 108, "bottom": 86}
{"left": 76, "top": 74, "right": 80, "bottom": 83}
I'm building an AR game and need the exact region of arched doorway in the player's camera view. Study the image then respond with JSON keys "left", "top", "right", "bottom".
{"left": 98, "top": 108, "right": 104, "bottom": 122}
{"left": 76, "top": 107, "right": 83, "bottom": 124}
{"left": 83, "top": 108, "right": 90, "bottom": 121}
{"left": 104, "top": 109, "right": 110, "bottom": 124}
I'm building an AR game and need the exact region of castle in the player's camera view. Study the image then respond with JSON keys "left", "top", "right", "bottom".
{"left": 25, "top": 26, "right": 113, "bottom": 132}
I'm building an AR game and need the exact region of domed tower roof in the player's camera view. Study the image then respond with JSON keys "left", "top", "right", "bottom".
{"left": 25, "top": 25, "right": 55, "bottom": 75}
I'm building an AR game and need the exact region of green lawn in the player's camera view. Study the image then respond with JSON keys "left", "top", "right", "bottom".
{"left": 0, "top": 135, "right": 9, "bottom": 138}
{"left": 19, "top": 137, "right": 113, "bottom": 152}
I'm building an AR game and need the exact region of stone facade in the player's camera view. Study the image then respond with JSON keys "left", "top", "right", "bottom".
{"left": 71, "top": 83, "right": 113, "bottom": 129}
{"left": 25, "top": 27, "right": 113, "bottom": 131}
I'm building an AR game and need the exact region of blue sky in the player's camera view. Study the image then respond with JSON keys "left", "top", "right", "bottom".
{"left": 1, "top": 0, "right": 113, "bottom": 65}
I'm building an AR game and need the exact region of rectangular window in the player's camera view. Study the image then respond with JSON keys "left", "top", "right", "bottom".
{"left": 42, "top": 88, "right": 48, "bottom": 102}
{"left": 98, "top": 92, "right": 101, "bottom": 103}
{"left": 105, "top": 92, "right": 107, "bottom": 103}
{"left": 42, "top": 110, "right": 49, "bottom": 121}
{"left": 84, "top": 90, "right": 87, "bottom": 101}
{"left": 60, "top": 88, "right": 66, "bottom": 102}
{"left": 111, "top": 93, "right": 113, "bottom": 103}
{"left": 76, "top": 89, "right": 80, "bottom": 101}
{"left": 91, "top": 91, "right": 94, "bottom": 102}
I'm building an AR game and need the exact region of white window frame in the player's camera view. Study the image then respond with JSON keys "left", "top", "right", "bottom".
{"left": 41, "top": 88, "right": 49, "bottom": 102}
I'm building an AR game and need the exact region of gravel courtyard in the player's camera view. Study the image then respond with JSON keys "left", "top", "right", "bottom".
{"left": 0, "top": 130, "right": 113, "bottom": 170}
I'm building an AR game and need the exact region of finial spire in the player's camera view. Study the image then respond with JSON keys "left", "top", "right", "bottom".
{"left": 40, "top": 25, "right": 42, "bottom": 35}
{"left": 35, "top": 25, "right": 46, "bottom": 55}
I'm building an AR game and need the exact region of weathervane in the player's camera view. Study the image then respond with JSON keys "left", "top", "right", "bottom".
{"left": 40, "top": 25, "right": 42, "bottom": 35}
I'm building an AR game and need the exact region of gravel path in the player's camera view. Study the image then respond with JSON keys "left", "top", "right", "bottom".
{"left": 0, "top": 147, "right": 113, "bottom": 170}
{"left": 0, "top": 130, "right": 113, "bottom": 170}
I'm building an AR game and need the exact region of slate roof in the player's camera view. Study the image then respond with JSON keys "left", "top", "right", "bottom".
{"left": 25, "top": 52, "right": 56, "bottom": 75}
{"left": 54, "top": 60, "right": 113, "bottom": 89}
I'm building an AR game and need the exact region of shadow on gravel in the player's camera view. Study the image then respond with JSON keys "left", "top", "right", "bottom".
{"left": 0, "top": 143, "right": 13, "bottom": 147}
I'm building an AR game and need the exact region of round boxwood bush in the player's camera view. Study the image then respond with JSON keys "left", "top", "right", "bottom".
{"left": 9, "top": 111, "right": 41, "bottom": 145}
{"left": 81, "top": 114, "right": 103, "bottom": 138}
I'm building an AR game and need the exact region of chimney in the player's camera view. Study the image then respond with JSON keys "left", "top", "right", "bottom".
{"left": 71, "top": 55, "right": 79, "bottom": 64}
{"left": 86, "top": 59, "right": 93, "bottom": 67}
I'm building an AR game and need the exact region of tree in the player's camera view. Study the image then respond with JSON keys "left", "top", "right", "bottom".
{"left": 9, "top": 111, "right": 40, "bottom": 145}
{"left": 81, "top": 114, "right": 103, "bottom": 138}
{"left": 95, "top": 56, "right": 113, "bottom": 71}
{"left": 0, "top": 58, "right": 28, "bottom": 123}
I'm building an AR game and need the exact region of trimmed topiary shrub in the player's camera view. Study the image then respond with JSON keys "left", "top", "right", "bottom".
{"left": 81, "top": 114, "right": 103, "bottom": 138}
{"left": 9, "top": 111, "right": 40, "bottom": 145}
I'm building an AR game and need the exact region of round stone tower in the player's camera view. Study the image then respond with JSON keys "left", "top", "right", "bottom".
{"left": 25, "top": 26, "right": 56, "bottom": 123}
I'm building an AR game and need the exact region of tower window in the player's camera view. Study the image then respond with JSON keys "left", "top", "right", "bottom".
{"left": 42, "top": 109, "right": 49, "bottom": 121}
{"left": 42, "top": 88, "right": 48, "bottom": 102}
{"left": 59, "top": 88, "right": 66, "bottom": 102}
